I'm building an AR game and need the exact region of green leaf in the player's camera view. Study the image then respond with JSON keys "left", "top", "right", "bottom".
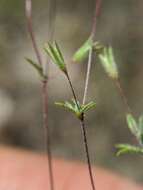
{"left": 98, "top": 46, "right": 118, "bottom": 79}
{"left": 139, "top": 115, "right": 143, "bottom": 133}
{"left": 55, "top": 100, "right": 82, "bottom": 120}
{"left": 116, "top": 144, "right": 143, "bottom": 156}
{"left": 126, "top": 114, "right": 139, "bottom": 138}
{"left": 93, "top": 42, "right": 104, "bottom": 54}
{"left": 44, "top": 42, "right": 67, "bottom": 73}
{"left": 54, "top": 42, "right": 65, "bottom": 63}
{"left": 55, "top": 100, "right": 96, "bottom": 120}
{"left": 81, "top": 101, "right": 96, "bottom": 113}
{"left": 73, "top": 37, "right": 93, "bottom": 63}
{"left": 26, "top": 58, "right": 46, "bottom": 79}
{"left": 138, "top": 115, "right": 143, "bottom": 144}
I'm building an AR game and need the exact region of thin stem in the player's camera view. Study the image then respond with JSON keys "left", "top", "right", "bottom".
{"left": 65, "top": 72, "right": 96, "bottom": 190}
{"left": 115, "top": 78, "right": 132, "bottom": 114}
{"left": 82, "top": 0, "right": 102, "bottom": 104}
{"left": 42, "top": 80, "right": 54, "bottom": 190}
{"left": 25, "top": 1, "right": 55, "bottom": 190}
{"left": 91, "top": 0, "right": 102, "bottom": 40}
{"left": 25, "top": 0, "right": 43, "bottom": 66}
{"left": 66, "top": 72, "right": 80, "bottom": 110}
{"left": 80, "top": 119, "right": 96, "bottom": 190}
{"left": 47, "top": 0, "right": 56, "bottom": 41}
{"left": 45, "top": 0, "right": 57, "bottom": 77}
{"left": 82, "top": 48, "right": 93, "bottom": 105}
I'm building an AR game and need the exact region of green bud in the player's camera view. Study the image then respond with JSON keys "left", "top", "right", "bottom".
{"left": 44, "top": 42, "right": 67, "bottom": 74}
{"left": 98, "top": 46, "right": 118, "bottom": 79}
{"left": 73, "top": 37, "right": 93, "bottom": 63}
{"left": 126, "top": 114, "right": 139, "bottom": 138}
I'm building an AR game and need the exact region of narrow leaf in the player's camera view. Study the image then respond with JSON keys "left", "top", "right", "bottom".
{"left": 54, "top": 42, "right": 64, "bottom": 63}
{"left": 73, "top": 37, "right": 93, "bottom": 63}
{"left": 126, "top": 114, "right": 139, "bottom": 137}
{"left": 116, "top": 144, "right": 143, "bottom": 156}
{"left": 139, "top": 115, "right": 143, "bottom": 144}
{"left": 93, "top": 42, "right": 104, "bottom": 54}
{"left": 44, "top": 42, "right": 66, "bottom": 73}
{"left": 55, "top": 100, "right": 82, "bottom": 120}
{"left": 26, "top": 58, "right": 45, "bottom": 79}
{"left": 139, "top": 115, "right": 143, "bottom": 133}
{"left": 98, "top": 46, "right": 118, "bottom": 79}
{"left": 81, "top": 101, "right": 96, "bottom": 113}
{"left": 55, "top": 101, "right": 77, "bottom": 114}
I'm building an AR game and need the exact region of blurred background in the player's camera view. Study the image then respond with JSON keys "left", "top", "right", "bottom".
{"left": 0, "top": 0, "right": 143, "bottom": 183}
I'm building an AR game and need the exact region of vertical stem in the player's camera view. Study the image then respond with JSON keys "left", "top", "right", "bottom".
{"left": 115, "top": 78, "right": 132, "bottom": 114}
{"left": 82, "top": 48, "right": 93, "bottom": 105}
{"left": 82, "top": 0, "right": 102, "bottom": 104}
{"left": 65, "top": 72, "right": 96, "bottom": 190}
{"left": 80, "top": 2, "right": 102, "bottom": 189}
{"left": 91, "top": 0, "right": 102, "bottom": 40}
{"left": 25, "top": 1, "right": 55, "bottom": 190}
{"left": 42, "top": 80, "right": 54, "bottom": 190}
{"left": 80, "top": 119, "right": 96, "bottom": 190}
{"left": 45, "top": 0, "right": 57, "bottom": 77}
{"left": 25, "top": 0, "right": 43, "bottom": 66}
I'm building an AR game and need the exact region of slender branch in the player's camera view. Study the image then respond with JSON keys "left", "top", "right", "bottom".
{"left": 82, "top": 0, "right": 102, "bottom": 104}
{"left": 47, "top": 0, "right": 56, "bottom": 41}
{"left": 91, "top": 0, "right": 102, "bottom": 40}
{"left": 25, "top": 0, "right": 43, "bottom": 66}
{"left": 65, "top": 71, "right": 96, "bottom": 190}
{"left": 115, "top": 78, "right": 133, "bottom": 114}
{"left": 25, "top": 1, "right": 55, "bottom": 190}
{"left": 42, "top": 80, "right": 54, "bottom": 190}
{"left": 66, "top": 72, "right": 80, "bottom": 110}
{"left": 61, "top": 1, "right": 102, "bottom": 189}
{"left": 80, "top": 119, "right": 96, "bottom": 190}
{"left": 45, "top": 0, "right": 57, "bottom": 77}
{"left": 82, "top": 48, "right": 93, "bottom": 105}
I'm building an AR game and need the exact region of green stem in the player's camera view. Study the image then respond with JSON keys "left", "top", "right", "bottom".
{"left": 65, "top": 72, "right": 96, "bottom": 190}
{"left": 82, "top": 0, "right": 102, "bottom": 105}
{"left": 83, "top": 48, "right": 93, "bottom": 105}
{"left": 66, "top": 72, "right": 80, "bottom": 110}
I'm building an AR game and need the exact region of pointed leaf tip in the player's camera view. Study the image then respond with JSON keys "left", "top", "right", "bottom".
{"left": 98, "top": 46, "right": 118, "bottom": 79}
{"left": 25, "top": 58, "right": 46, "bottom": 79}
{"left": 44, "top": 42, "right": 67, "bottom": 73}
{"left": 126, "top": 114, "right": 139, "bottom": 138}
{"left": 116, "top": 144, "right": 143, "bottom": 156}
{"left": 73, "top": 37, "right": 93, "bottom": 63}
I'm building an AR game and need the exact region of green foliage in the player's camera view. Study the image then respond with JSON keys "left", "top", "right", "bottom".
{"left": 55, "top": 100, "right": 96, "bottom": 120}
{"left": 126, "top": 114, "right": 143, "bottom": 144}
{"left": 126, "top": 114, "right": 139, "bottom": 138}
{"left": 73, "top": 37, "right": 93, "bottom": 63}
{"left": 98, "top": 46, "right": 118, "bottom": 79}
{"left": 116, "top": 144, "right": 143, "bottom": 156}
{"left": 116, "top": 114, "right": 143, "bottom": 156}
{"left": 26, "top": 58, "right": 46, "bottom": 80}
{"left": 139, "top": 115, "right": 143, "bottom": 143}
{"left": 44, "top": 42, "right": 67, "bottom": 73}
{"left": 139, "top": 115, "right": 143, "bottom": 134}
{"left": 72, "top": 35, "right": 104, "bottom": 63}
{"left": 93, "top": 42, "right": 104, "bottom": 55}
{"left": 80, "top": 101, "right": 96, "bottom": 113}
